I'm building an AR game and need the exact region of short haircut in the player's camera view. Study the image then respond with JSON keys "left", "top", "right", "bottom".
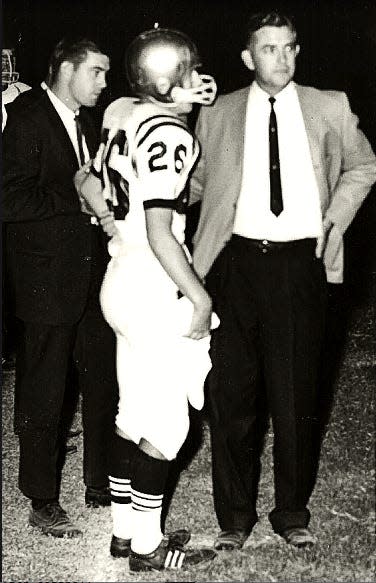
{"left": 244, "top": 11, "right": 297, "bottom": 48}
{"left": 46, "top": 38, "right": 104, "bottom": 87}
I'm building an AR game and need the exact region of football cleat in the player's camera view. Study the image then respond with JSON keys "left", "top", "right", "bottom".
{"left": 129, "top": 538, "right": 216, "bottom": 571}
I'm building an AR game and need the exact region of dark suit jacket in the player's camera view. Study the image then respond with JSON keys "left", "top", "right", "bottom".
{"left": 3, "top": 89, "right": 109, "bottom": 325}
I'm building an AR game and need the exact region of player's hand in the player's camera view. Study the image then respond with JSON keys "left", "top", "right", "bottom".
{"left": 316, "top": 216, "right": 333, "bottom": 258}
{"left": 184, "top": 296, "right": 213, "bottom": 340}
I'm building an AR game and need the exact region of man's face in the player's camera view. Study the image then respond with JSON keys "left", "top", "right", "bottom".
{"left": 68, "top": 51, "right": 110, "bottom": 108}
{"left": 242, "top": 25, "right": 299, "bottom": 95}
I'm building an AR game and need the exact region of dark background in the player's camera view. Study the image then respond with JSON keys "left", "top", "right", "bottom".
{"left": 3, "top": 0, "right": 376, "bottom": 300}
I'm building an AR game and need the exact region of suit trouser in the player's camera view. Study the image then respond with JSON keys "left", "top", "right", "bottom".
{"left": 16, "top": 242, "right": 117, "bottom": 500}
{"left": 206, "top": 235, "right": 327, "bottom": 534}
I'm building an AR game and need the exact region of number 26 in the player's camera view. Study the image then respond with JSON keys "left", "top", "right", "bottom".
{"left": 148, "top": 141, "right": 187, "bottom": 173}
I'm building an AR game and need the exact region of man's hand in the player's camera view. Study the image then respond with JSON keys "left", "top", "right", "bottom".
{"left": 316, "top": 217, "right": 334, "bottom": 258}
{"left": 74, "top": 161, "right": 94, "bottom": 215}
{"left": 74, "top": 160, "right": 92, "bottom": 193}
{"left": 99, "top": 211, "right": 118, "bottom": 238}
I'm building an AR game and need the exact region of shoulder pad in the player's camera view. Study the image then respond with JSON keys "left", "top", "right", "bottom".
{"left": 103, "top": 97, "right": 139, "bottom": 129}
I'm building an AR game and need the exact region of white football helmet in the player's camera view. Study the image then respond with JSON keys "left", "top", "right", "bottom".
{"left": 126, "top": 28, "right": 216, "bottom": 106}
{"left": 2, "top": 48, "right": 19, "bottom": 89}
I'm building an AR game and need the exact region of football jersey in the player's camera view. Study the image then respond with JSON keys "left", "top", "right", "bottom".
{"left": 93, "top": 98, "right": 199, "bottom": 250}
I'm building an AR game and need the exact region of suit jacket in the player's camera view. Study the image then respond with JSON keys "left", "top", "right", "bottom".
{"left": 3, "top": 89, "right": 109, "bottom": 324}
{"left": 190, "top": 84, "right": 376, "bottom": 283}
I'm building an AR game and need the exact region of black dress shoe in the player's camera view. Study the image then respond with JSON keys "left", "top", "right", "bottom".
{"left": 29, "top": 502, "right": 82, "bottom": 538}
{"left": 67, "top": 429, "right": 82, "bottom": 438}
{"left": 280, "top": 527, "right": 317, "bottom": 548}
{"left": 214, "top": 529, "right": 249, "bottom": 551}
{"left": 110, "top": 534, "right": 131, "bottom": 557}
{"left": 85, "top": 486, "right": 111, "bottom": 508}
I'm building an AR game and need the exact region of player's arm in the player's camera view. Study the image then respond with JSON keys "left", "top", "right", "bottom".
{"left": 145, "top": 207, "right": 212, "bottom": 340}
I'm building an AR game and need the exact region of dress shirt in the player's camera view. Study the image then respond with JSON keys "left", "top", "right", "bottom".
{"left": 45, "top": 85, "right": 97, "bottom": 223}
{"left": 233, "top": 81, "right": 323, "bottom": 241}
{"left": 45, "top": 86, "right": 90, "bottom": 166}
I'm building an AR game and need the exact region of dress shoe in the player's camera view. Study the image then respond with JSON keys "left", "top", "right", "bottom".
{"left": 29, "top": 502, "right": 82, "bottom": 538}
{"left": 110, "top": 528, "right": 191, "bottom": 558}
{"left": 110, "top": 535, "right": 131, "bottom": 558}
{"left": 165, "top": 528, "right": 191, "bottom": 547}
{"left": 67, "top": 429, "right": 82, "bottom": 438}
{"left": 85, "top": 486, "right": 111, "bottom": 508}
{"left": 280, "top": 527, "right": 317, "bottom": 548}
{"left": 129, "top": 537, "right": 216, "bottom": 572}
{"left": 214, "top": 529, "right": 249, "bottom": 551}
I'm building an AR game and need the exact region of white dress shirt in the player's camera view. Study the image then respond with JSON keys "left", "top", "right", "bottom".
{"left": 233, "top": 81, "right": 322, "bottom": 241}
{"left": 45, "top": 86, "right": 90, "bottom": 166}
{"left": 45, "top": 85, "right": 98, "bottom": 223}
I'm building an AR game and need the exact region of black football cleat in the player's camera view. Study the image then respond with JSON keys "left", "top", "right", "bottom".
{"left": 110, "top": 528, "right": 191, "bottom": 558}
{"left": 129, "top": 538, "right": 216, "bottom": 572}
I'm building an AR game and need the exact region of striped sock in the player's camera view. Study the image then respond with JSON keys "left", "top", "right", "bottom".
{"left": 109, "top": 475, "right": 132, "bottom": 540}
{"left": 131, "top": 487, "right": 164, "bottom": 554}
{"left": 109, "top": 432, "right": 137, "bottom": 541}
{"left": 130, "top": 448, "right": 169, "bottom": 555}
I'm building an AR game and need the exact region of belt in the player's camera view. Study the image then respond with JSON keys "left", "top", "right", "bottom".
{"left": 231, "top": 234, "right": 316, "bottom": 253}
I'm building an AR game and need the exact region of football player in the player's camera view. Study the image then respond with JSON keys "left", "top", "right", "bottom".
{"left": 75, "top": 28, "right": 218, "bottom": 571}
{"left": 2, "top": 48, "right": 31, "bottom": 131}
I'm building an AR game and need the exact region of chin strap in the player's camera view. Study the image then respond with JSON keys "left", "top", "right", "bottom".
{"left": 171, "top": 74, "right": 217, "bottom": 105}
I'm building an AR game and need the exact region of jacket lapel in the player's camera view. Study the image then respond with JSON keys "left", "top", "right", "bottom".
{"left": 226, "top": 87, "right": 249, "bottom": 201}
{"left": 41, "top": 92, "right": 80, "bottom": 169}
{"left": 295, "top": 85, "right": 322, "bottom": 170}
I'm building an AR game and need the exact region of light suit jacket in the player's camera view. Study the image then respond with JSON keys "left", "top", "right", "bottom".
{"left": 190, "top": 84, "right": 376, "bottom": 283}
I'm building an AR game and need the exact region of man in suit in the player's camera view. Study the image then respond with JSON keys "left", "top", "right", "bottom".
{"left": 3, "top": 38, "right": 118, "bottom": 537}
{"left": 190, "top": 11, "right": 376, "bottom": 550}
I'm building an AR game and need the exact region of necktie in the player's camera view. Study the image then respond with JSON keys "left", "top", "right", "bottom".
{"left": 75, "top": 112, "right": 86, "bottom": 167}
{"left": 269, "top": 97, "right": 283, "bottom": 216}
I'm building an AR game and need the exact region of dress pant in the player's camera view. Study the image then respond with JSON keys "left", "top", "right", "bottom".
{"left": 16, "top": 227, "right": 118, "bottom": 500}
{"left": 206, "top": 235, "right": 327, "bottom": 534}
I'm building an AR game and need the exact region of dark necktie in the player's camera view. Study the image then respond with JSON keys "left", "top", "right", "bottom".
{"left": 75, "top": 112, "right": 86, "bottom": 167}
{"left": 269, "top": 97, "right": 283, "bottom": 216}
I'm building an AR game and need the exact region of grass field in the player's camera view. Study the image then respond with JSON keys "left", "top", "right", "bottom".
{"left": 2, "top": 291, "right": 375, "bottom": 582}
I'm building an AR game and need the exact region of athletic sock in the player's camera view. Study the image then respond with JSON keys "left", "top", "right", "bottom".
{"left": 131, "top": 447, "right": 170, "bottom": 555}
{"left": 109, "top": 432, "right": 137, "bottom": 541}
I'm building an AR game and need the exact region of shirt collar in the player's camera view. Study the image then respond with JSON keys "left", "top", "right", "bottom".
{"left": 249, "top": 80, "right": 296, "bottom": 105}
{"left": 45, "top": 85, "right": 79, "bottom": 120}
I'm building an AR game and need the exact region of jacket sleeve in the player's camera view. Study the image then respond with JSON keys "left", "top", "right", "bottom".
{"left": 189, "top": 107, "right": 209, "bottom": 206}
{"left": 325, "top": 93, "right": 376, "bottom": 234}
{"left": 2, "top": 114, "right": 79, "bottom": 222}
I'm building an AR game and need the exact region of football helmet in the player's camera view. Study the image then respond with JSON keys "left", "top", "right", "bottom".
{"left": 126, "top": 28, "right": 216, "bottom": 106}
{"left": 2, "top": 48, "right": 19, "bottom": 89}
